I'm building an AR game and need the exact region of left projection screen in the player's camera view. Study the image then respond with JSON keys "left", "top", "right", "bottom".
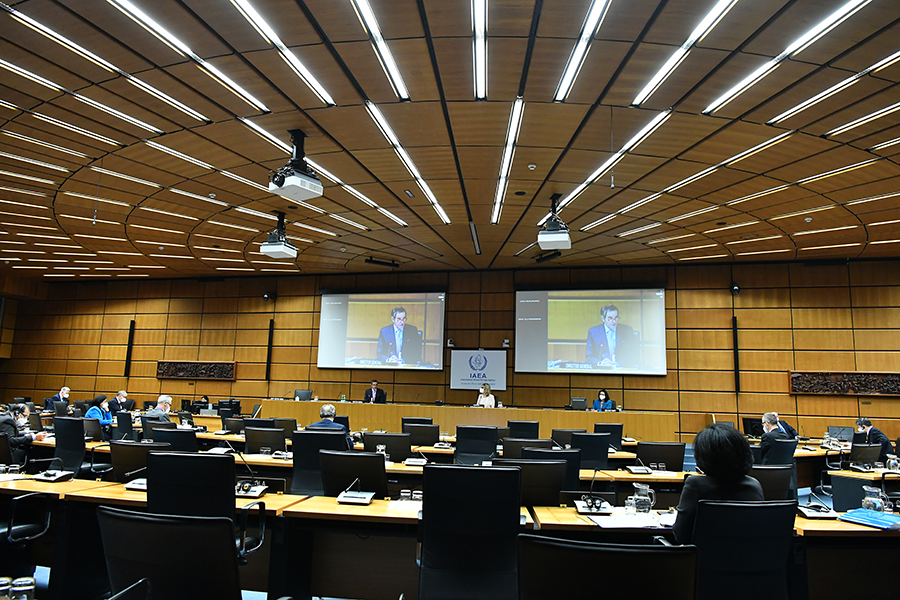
{"left": 317, "top": 292, "right": 446, "bottom": 370}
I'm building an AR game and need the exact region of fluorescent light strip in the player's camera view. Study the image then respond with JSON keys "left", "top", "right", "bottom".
{"left": 667, "top": 205, "right": 719, "bottom": 223}
{"left": 0, "top": 57, "right": 62, "bottom": 90}
{"left": 145, "top": 141, "right": 214, "bottom": 170}
{"left": 868, "top": 219, "right": 900, "bottom": 227}
{"left": 735, "top": 249, "right": 792, "bottom": 256}
{"left": 107, "top": 0, "right": 269, "bottom": 112}
{"left": 703, "top": 220, "right": 757, "bottom": 234}
{"left": 208, "top": 220, "right": 260, "bottom": 232}
{"left": 0, "top": 211, "right": 50, "bottom": 220}
{"left": 0, "top": 99, "right": 125, "bottom": 146}
{"left": 260, "top": 268, "right": 296, "bottom": 272}
{"left": 579, "top": 214, "right": 616, "bottom": 232}
{"left": 193, "top": 233, "right": 243, "bottom": 244}
{"left": 43, "top": 274, "right": 75, "bottom": 277}
{"left": 648, "top": 233, "right": 695, "bottom": 245}
{"left": 128, "top": 265, "right": 166, "bottom": 268}
{"left": 726, "top": 235, "right": 783, "bottom": 245}
{"left": 492, "top": 97, "right": 524, "bottom": 224}
{"left": 252, "top": 260, "right": 295, "bottom": 265}
{"left": 617, "top": 222, "right": 662, "bottom": 237}
{"left": 138, "top": 207, "right": 197, "bottom": 220}
{"left": 350, "top": 0, "right": 409, "bottom": 100}
{"left": 553, "top": 0, "right": 612, "bottom": 101}
{"left": 97, "top": 251, "right": 141, "bottom": 256}
{"left": 216, "top": 268, "right": 255, "bottom": 271}
{"left": 366, "top": 101, "right": 450, "bottom": 224}
{"left": 169, "top": 188, "right": 229, "bottom": 207}
{"left": 91, "top": 167, "right": 161, "bottom": 188}
{"left": 72, "top": 94, "right": 163, "bottom": 133}
{"left": 62, "top": 192, "right": 131, "bottom": 207}
{"left": 678, "top": 254, "right": 729, "bottom": 261}
{"left": 237, "top": 117, "right": 291, "bottom": 153}
{"left": 725, "top": 130, "right": 795, "bottom": 165}
{"left": 230, "top": 0, "right": 334, "bottom": 105}
{"left": 2, "top": 222, "right": 55, "bottom": 230}
{"left": 329, "top": 214, "right": 369, "bottom": 230}
{"left": 472, "top": 0, "right": 487, "bottom": 99}
{"left": 0, "top": 170, "right": 56, "bottom": 185}
{"left": 792, "top": 225, "right": 857, "bottom": 236}
{"left": 135, "top": 240, "right": 185, "bottom": 247}
{"left": 727, "top": 184, "right": 791, "bottom": 206}
{"left": 869, "top": 137, "right": 900, "bottom": 151}
{"left": 293, "top": 222, "right": 336, "bottom": 236}
{"left": 38, "top": 244, "right": 82, "bottom": 248}
{"left": 18, "top": 233, "right": 70, "bottom": 240}
{"left": 220, "top": 170, "right": 269, "bottom": 193}
{"left": 769, "top": 205, "right": 835, "bottom": 220}
{"left": 1, "top": 130, "right": 90, "bottom": 158}
{"left": 870, "top": 239, "right": 900, "bottom": 244}
{"left": 704, "top": 0, "right": 872, "bottom": 114}
{"left": 667, "top": 243, "right": 718, "bottom": 253}
{"left": 632, "top": 0, "right": 738, "bottom": 105}
{"left": 799, "top": 243, "right": 861, "bottom": 251}
{"left": 0, "top": 187, "right": 47, "bottom": 198}
{"left": 128, "top": 224, "right": 184, "bottom": 235}
{"left": 796, "top": 158, "right": 880, "bottom": 184}
{"left": 826, "top": 100, "right": 900, "bottom": 137}
{"left": 845, "top": 191, "right": 900, "bottom": 206}
{"left": 286, "top": 235, "right": 314, "bottom": 244}
{"left": 769, "top": 50, "right": 900, "bottom": 124}
{"left": 193, "top": 246, "right": 240, "bottom": 253}
{"left": 235, "top": 207, "right": 278, "bottom": 221}
{"left": 0, "top": 151, "right": 68, "bottom": 172}
{"left": 73, "top": 234, "right": 128, "bottom": 242}
{"left": 199, "top": 257, "right": 245, "bottom": 262}
{"left": 59, "top": 214, "right": 120, "bottom": 225}
{"left": 148, "top": 254, "right": 193, "bottom": 259}
{"left": 12, "top": 266, "right": 46, "bottom": 269}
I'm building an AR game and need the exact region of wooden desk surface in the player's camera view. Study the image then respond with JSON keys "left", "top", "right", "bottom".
{"left": 794, "top": 514, "right": 900, "bottom": 537}
{"left": 0, "top": 477, "right": 118, "bottom": 498}
{"left": 531, "top": 506, "right": 603, "bottom": 531}
{"left": 599, "top": 469, "right": 693, "bottom": 483}
{"left": 828, "top": 469, "right": 900, "bottom": 481}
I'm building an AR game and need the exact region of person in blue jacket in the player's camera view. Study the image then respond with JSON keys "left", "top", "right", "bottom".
{"left": 85, "top": 394, "right": 114, "bottom": 440}
{"left": 592, "top": 389, "right": 613, "bottom": 412}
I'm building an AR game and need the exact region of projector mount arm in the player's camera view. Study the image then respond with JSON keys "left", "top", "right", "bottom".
{"left": 269, "top": 129, "right": 316, "bottom": 186}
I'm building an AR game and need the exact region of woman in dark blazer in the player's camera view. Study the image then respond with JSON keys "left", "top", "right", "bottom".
{"left": 673, "top": 423, "right": 764, "bottom": 543}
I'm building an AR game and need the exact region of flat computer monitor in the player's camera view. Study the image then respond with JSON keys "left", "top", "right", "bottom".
{"left": 295, "top": 390, "right": 313, "bottom": 401}
{"left": 850, "top": 444, "right": 881, "bottom": 465}
{"left": 742, "top": 417, "right": 763, "bottom": 438}
{"left": 571, "top": 398, "right": 587, "bottom": 410}
{"left": 334, "top": 415, "right": 350, "bottom": 433}
{"left": 828, "top": 426, "right": 854, "bottom": 442}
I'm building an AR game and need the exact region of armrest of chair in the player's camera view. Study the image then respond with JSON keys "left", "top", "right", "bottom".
{"left": 108, "top": 577, "right": 150, "bottom": 600}
{"left": 823, "top": 449, "right": 844, "bottom": 470}
{"left": 653, "top": 536, "right": 674, "bottom": 547}
{"left": 7, "top": 491, "right": 53, "bottom": 543}
{"left": 236, "top": 500, "right": 266, "bottom": 562}
{"left": 90, "top": 443, "right": 113, "bottom": 475}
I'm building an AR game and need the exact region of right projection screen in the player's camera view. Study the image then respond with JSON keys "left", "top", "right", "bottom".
{"left": 515, "top": 289, "right": 667, "bottom": 375}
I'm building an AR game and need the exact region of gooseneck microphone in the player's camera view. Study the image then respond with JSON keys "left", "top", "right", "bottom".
{"left": 124, "top": 465, "right": 147, "bottom": 479}
{"left": 343, "top": 477, "right": 361, "bottom": 494}
{"left": 224, "top": 440, "right": 257, "bottom": 480}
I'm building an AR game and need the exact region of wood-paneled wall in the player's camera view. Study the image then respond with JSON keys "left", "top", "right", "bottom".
{"left": 2, "top": 261, "right": 899, "bottom": 442}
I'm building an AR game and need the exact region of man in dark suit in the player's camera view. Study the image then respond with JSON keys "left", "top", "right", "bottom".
{"left": 376, "top": 306, "right": 422, "bottom": 365}
{"left": 364, "top": 380, "right": 387, "bottom": 404}
{"left": 46, "top": 386, "right": 70, "bottom": 411}
{"left": 856, "top": 417, "right": 894, "bottom": 463}
{"left": 774, "top": 413, "right": 798, "bottom": 438}
{"left": 586, "top": 304, "right": 638, "bottom": 367}
{"left": 760, "top": 412, "right": 790, "bottom": 464}
{"left": 307, "top": 404, "right": 352, "bottom": 448}
{"left": 108, "top": 390, "right": 128, "bottom": 415}
{"left": 144, "top": 395, "right": 172, "bottom": 422}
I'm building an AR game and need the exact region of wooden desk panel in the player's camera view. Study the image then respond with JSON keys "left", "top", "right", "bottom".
{"left": 0, "top": 478, "right": 117, "bottom": 498}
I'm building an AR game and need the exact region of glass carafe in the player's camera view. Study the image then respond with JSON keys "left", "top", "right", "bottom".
{"left": 861, "top": 485, "right": 891, "bottom": 512}
{"left": 632, "top": 482, "right": 656, "bottom": 513}
{"left": 885, "top": 454, "right": 900, "bottom": 472}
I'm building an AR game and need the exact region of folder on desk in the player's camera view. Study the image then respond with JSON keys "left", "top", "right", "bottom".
{"left": 124, "top": 478, "right": 148, "bottom": 491}
{"left": 838, "top": 508, "right": 900, "bottom": 530}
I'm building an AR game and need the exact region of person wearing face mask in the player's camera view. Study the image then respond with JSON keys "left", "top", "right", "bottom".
{"left": 46, "top": 386, "right": 70, "bottom": 411}
{"left": 475, "top": 383, "right": 496, "bottom": 408}
{"left": 0, "top": 404, "right": 47, "bottom": 464}
{"left": 592, "top": 389, "right": 613, "bottom": 412}
{"left": 84, "top": 394, "right": 114, "bottom": 440}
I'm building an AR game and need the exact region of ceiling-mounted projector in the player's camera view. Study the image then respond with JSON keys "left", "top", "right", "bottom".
{"left": 261, "top": 211, "right": 297, "bottom": 259}
{"left": 268, "top": 129, "right": 323, "bottom": 203}
{"left": 538, "top": 193, "right": 571, "bottom": 250}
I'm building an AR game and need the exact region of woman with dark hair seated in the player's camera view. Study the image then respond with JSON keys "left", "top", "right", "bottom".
{"left": 84, "top": 394, "right": 114, "bottom": 440}
{"left": 673, "top": 423, "right": 764, "bottom": 543}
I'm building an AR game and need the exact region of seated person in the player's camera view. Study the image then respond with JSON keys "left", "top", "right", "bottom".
{"left": 0, "top": 404, "right": 48, "bottom": 464}
{"left": 364, "top": 380, "right": 386, "bottom": 404}
{"left": 307, "top": 403, "right": 352, "bottom": 449}
{"left": 145, "top": 395, "right": 173, "bottom": 422}
{"left": 760, "top": 412, "right": 789, "bottom": 464}
{"left": 475, "top": 384, "right": 496, "bottom": 408}
{"left": 856, "top": 417, "right": 894, "bottom": 464}
{"left": 774, "top": 412, "right": 797, "bottom": 438}
{"left": 108, "top": 390, "right": 128, "bottom": 415}
{"left": 46, "top": 386, "right": 70, "bottom": 411}
{"left": 673, "top": 423, "right": 763, "bottom": 544}
{"left": 84, "top": 395, "right": 114, "bottom": 440}
{"left": 592, "top": 389, "right": 613, "bottom": 411}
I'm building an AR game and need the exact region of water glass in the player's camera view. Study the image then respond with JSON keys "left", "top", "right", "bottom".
{"left": 260, "top": 446, "right": 272, "bottom": 456}
{"left": 400, "top": 489, "right": 412, "bottom": 501}
{"left": 10, "top": 577, "right": 35, "bottom": 600}
{"left": 412, "top": 490, "right": 423, "bottom": 501}
{"left": 658, "top": 462, "right": 667, "bottom": 472}
{"left": 624, "top": 496, "right": 636, "bottom": 515}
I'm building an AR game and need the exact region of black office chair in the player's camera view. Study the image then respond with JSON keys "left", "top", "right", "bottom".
{"left": 28, "top": 412, "right": 44, "bottom": 434}
{"left": 0, "top": 432, "right": 16, "bottom": 465}
{"left": 115, "top": 412, "right": 136, "bottom": 441}
{"left": 403, "top": 423, "right": 440, "bottom": 447}
{"left": 550, "top": 428, "right": 586, "bottom": 448}
{"left": 221, "top": 417, "right": 244, "bottom": 434}
{"left": 455, "top": 425, "right": 498, "bottom": 465}
{"left": 121, "top": 398, "right": 135, "bottom": 412}
{"left": 521, "top": 447, "right": 582, "bottom": 492}
{"left": 106, "top": 578, "right": 149, "bottom": 600}
{"left": 593, "top": 422, "right": 624, "bottom": 450}
{"left": 109, "top": 440, "right": 171, "bottom": 483}
{"left": 570, "top": 432, "right": 610, "bottom": 470}
{"left": 273, "top": 418, "right": 297, "bottom": 440}
{"left": 245, "top": 427, "right": 287, "bottom": 454}
{"left": 749, "top": 465, "right": 794, "bottom": 501}
{"left": 54, "top": 401, "right": 69, "bottom": 417}
{"left": 493, "top": 459, "right": 566, "bottom": 506}
{"left": 97, "top": 506, "right": 243, "bottom": 600}
{"left": 401, "top": 416, "right": 433, "bottom": 427}
{"left": 218, "top": 407, "right": 234, "bottom": 419}
{"left": 53, "top": 417, "right": 111, "bottom": 478}
{"left": 83, "top": 417, "right": 104, "bottom": 442}
{"left": 763, "top": 439, "right": 798, "bottom": 465}
{"left": 496, "top": 426, "right": 510, "bottom": 442}
{"left": 290, "top": 430, "right": 349, "bottom": 495}
{"left": 363, "top": 432, "right": 412, "bottom": 461}
{"left": 691, "top": 500, "right": 796, "bottom": 600}
{"left": 244, "top": 418, "right": 276, "bottom": 429}
{"left": 507, "top": 420, "right": 539, "bottom": 439}
{"left": 141, "top": 419, "right": 176, "bottom": 442}
{"left": 150, "top": 428, "right": 199, "bottom": 453}
{"left": 142, "top": 401, "right": 157, "bottom": 411}
{"left": 419, "top": 464, "right": 521, "bottom": 600}
{"left": 319, "top": 450, "right": 389, "bottom": 499}
{"left": 501, "top": 438, "right": 552, "bottom": 459}
{"left": 334, "top": 415, "right": 351, "bottom": 432}
{"left": 518, "top": 534, "right": 697, "bottom": 600}
{"left": 146, "top": 452, "right": 265, "bottom": 563}
{"left": 849, "top": 443, "right": 881, "bottom": 464}
{"left": 636, "top": 441, "right": 686, "bottom": 471}
{"left": 0, "top": 490, "right": 53, "bottom": 578}
{"left": 73, "top": 400, "right": 86, "bottom": 414}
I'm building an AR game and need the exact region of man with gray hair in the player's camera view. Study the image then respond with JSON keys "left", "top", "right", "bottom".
{"left": 760, "top": 412, "right": 789, "bottom": 464}
{"left": 46, "top": 386, "right": 70, "bottom": 411}
{"left": 145, "top": 395, "right": 172, "bottom": 422}
{"left": 307, "top": 403, "right": 352, "bottom": 448}
{"left": 109, "top": 390, "right": 128, "bottom": 415}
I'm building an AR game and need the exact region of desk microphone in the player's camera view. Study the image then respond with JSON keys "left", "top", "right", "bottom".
{"left": 625, "top": 433, "right": 642, "bottom": 440}
{"left": 224, "top": 440, "right": 258, "bottom": 480}
{"left": 343, "top": 477, "right": 361, "bottom": 494}
{"left": 416, "top": 449, "right": 430, "bottom": 463}
{"left": 124, "top": 466, "right": 146, "bottom": 479}
{"left": 551, "top": 439, "right": 564, "bottom": 449}
{"left": 29, "top": 457, "right": 63, "bottom": 470}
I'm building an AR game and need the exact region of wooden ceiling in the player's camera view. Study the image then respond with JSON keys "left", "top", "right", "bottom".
{"left": 2, "top": 0, "right": 900, "bottom": 281}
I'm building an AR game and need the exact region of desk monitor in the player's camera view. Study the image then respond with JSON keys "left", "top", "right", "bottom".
{"left": 850, "top": 443, "right": 881, "bottom": 465}
{"left": 334, "top": 415, "right": 351, "bottom": 433}
{"left": 295, "top": 390, "right": 313, "bottom": 402}
{"left": 493, "top": 459, "right": 567, "bottom": 506}
{"left": 222, "top": 417, "right": 244, "bottom": 434}
{"left": 570, "top": 398, "right": 587, "bottom": 410}
{"left": 742, "top": 417, "right": 763, "bottom": 438}
{"left": 828, "top": 426, "right": 854, "bottom": 442}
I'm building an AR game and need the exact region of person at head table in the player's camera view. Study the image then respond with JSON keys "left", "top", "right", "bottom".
{"left": 475, "top": 384, "right": 495, "bottom": 408}
{"left": 364, "top": 380, "right": 386, "bottom": 404}
{"left": 84, "top": 395, "right": 114, "bottom": 440}
{"left": 376, "top": 306, "right": 422, "bottom": 365}
{"left": 585, "top": 304, "right": 638, "bottom": 368}
{"left": 145, "top": 395, "right": 173, "bottom": 422}
{"left": 0, "top": 403, "right": 48, "bottom": 464}
{"left": 673, "top": 423, "right": 764, "bottom": 544}
{"left": 307, "top": 403, "right": 352, "bottom": 449}
{"left": 592, "top": 389, "right": 613, "bottom": 412}
{"left": 856, "top": 417, "right": 894, "bottom": 464}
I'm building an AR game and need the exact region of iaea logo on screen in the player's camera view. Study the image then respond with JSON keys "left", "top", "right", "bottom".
{"left": 468, "top": 354, "right": 488, "bottom": 377}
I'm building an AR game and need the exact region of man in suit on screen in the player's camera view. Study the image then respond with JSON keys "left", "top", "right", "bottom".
{"left": 586, "top": 304, "right": 638, "bottom": 367}
{"left": 377, "top": 306, "right": 422, "bottom": 365}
